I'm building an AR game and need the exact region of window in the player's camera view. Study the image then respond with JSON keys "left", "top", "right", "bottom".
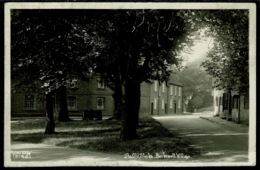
{"left": 233, "top": 95, "right": 239, "bottom": 109}
{"left": 162, "top": 82, "right": 165, "bottom": 93}
{"left": 219, "top": 97, "right": 222, "bottom": 106}
{"left": 170, "top": 85, "right": 173, "bottom": 95}
{"left": 154, "top": 98, "right": 157, "bottom": 109}
{"left": 24, "top": 94, "right": 35, "bottom": 110}
{"left": 68, "top": 96, "right": 77, "bottom": 110}
{"left": 68, "top": 75, "right": 78, "bottom": 88}
{"left": 162, "top": 99, "right": 165, "bottom": 110}
{"left": 175, "top": 86, "right": 177, "bottom": 96}
{"left": 154, "top": 81, "right": 158, "bottom": 92}
{"left": 170, "top": 98, "right": 173, "bottom": 108}
{"left": 97, "top": 97, "right": 105, "bottom": 110}
{"left": 97, "top": 78, "right": 105, "bottom": 89}
{"left": 178, "top": 99, "right": 181, "bottom": 109}
{"left": 244, "top": 94, "right": 249, "bottom": 109}
{"left": 178, "top": 87, "right": 181, "bottom": 96}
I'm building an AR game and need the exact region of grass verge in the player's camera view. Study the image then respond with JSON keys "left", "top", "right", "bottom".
{"left": 11, "top": 117, "right": 200, "bottom": 157}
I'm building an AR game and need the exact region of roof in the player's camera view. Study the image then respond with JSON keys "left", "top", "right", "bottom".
{"left": 168, "top": 72, "right": 183, "bottom": 86}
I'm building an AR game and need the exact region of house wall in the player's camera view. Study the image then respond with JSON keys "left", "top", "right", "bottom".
{"left": 213, "top": 89, "right": 224, "bottom": 117}
{"left": 139, "top": 82, "right": 151, "bottom": 117}
{"left": 149, "top": 80, "right": 183, "bottom": 116}
{"left": 239, "top": 94, "right": 249, "bottom": 125}
{"left": 11, "top": 75, "right": 184, "bottom": 118}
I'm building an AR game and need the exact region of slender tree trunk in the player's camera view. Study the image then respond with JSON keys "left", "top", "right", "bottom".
{"left": 120, "top": 78, "right": 140, "bottom": 141}
{"left": 44, "top": 91, "right": 55, "bottom": 134}
{"left": 56, "top": 85, "right": 71, "bottom": 122}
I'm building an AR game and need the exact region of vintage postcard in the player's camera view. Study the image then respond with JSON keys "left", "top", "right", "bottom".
{"left": 4, "top": 2, "right": 256, "bottom": 167}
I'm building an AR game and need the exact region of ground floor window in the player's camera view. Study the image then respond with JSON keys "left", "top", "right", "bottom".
{"left": 170, "top": 98, "right": 173, "bottom": 109}
{"left": 178, "top": 99, "right": 181, "bottom": 109}
{"left": 154, "top": 98, "right": 157, "bottom": 110}
{"left": 97, "top": 97, "right": 105, "bottom": 110}
{"left": 24, "top": 94, "right": 35, "bottom": 110}
{"left": 68, "top": 96, "right": 77, "bottom": 110}
{"left": 162, "top": 99, "right": 165, "bottom": 110}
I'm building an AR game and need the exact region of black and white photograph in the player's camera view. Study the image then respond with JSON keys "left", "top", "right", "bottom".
{"left": 4, "top": 1, "right": 256, "bottom": 167}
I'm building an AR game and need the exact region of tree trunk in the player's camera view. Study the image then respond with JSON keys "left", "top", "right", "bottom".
{"left": 120, "top": 78, "right": 140, "bottom": 141}
{"left": 44, "top": 91, "right": 55, "bottom": 134}
{"left": 113, "top": 72, "right": 123, "bottom": 120}
{"left": 56, "top": 85, "right": 71, "bottom": 122}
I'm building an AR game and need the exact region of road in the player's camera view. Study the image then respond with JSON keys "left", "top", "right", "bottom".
{"left": 154, "top": 114, "right": 249, "bottom": 162}
{"left": 7, "top": 113, "right": 251, "bottom": 167}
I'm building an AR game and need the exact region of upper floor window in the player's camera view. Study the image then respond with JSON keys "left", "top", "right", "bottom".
{"left": 170, "top": 85, "right": 173, "bottom": 95}
{"left": 97, "top": 78, "right": 105, "bottom": 89}
{"left": 24, "top": 94, "right": 35, "bottom": 110}
{"left": 68, "top": 75, "right": 78, "bottom": 88}
{"left": 154, "top": 81, "right": 158, "bottom": 92}
{"left": 97, "top": 97, "right": 105, "bottom": 110}
{"left": 162, "top": 82, "right": 165, "bottom": 93}
{"left": 175, "top": 86, "right": 177, "bottom": 96}
{"left": 178, "top": 87, "right": 181, "bottom": 96}
{"left": 68, "top": 96, "right": 77, "bottom": 110}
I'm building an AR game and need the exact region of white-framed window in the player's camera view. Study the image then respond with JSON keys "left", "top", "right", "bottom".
{"left": 97, "top": 78, "right": 105, "bottom": 89}
{"left": 170, "top": 98, "right": 173, "bottom": 108}
{"left": 154, "top": 80, "right": 158, "bottom": 92}
{"left": 154, "top": 98, "right": 157, "bottom": 110}
{"left": 68, "top": 96, "right": 77, "bottom": 110}
{"left": 24, "top": 94, "right": 35, "bottom": 110}
{"left": 175, "top": 86, "right": 177, "bottom": 96}
{"left": 162, "top": 82, "right": 165, "bottom": 93}
{"left": 162, "top": 99, "right": 165, "bottom": 110}
{"left": 97, "top": 97, "right": 105, "bottom": 110}
{"left": 178, "top": 87, "right": 182, "bottom": 96}
{"left": 68, "top": 75, "right": 78, "bottom": 88}
{"left": 178, "top": 98, "right": 181, "bottom": 109}
{"left": 170, "top": 85, "right": 173, "bottom": 95}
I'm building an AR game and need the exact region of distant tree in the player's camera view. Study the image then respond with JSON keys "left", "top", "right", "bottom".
{"left": 179, "top": 60, "right": 212, "bottom": 112}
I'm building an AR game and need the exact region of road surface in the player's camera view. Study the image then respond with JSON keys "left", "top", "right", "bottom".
{"left": 154, "top": 114, "right": 249, "bottom": 162}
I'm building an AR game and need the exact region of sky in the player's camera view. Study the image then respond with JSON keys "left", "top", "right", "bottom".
{"left": 180, "top": 37, "right": 214, "bottom": 67}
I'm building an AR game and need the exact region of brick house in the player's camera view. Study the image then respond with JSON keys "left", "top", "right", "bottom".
{"left": 11, "top": 73, "right": 183, "bottom": 118}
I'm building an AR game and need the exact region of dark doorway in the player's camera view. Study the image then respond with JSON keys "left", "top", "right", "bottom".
{"left": 151, "top": 102, "right": 154, "bottom": 115}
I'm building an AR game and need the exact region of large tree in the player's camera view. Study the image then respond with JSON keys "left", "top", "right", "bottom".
{"left": 92, "top": 10, "right": 195, "bottom": 140}
{"left": 11, "top": 10, "right": 106, "bottom": 132}
{"left": 197, "top": 10, "right": 249, "bottom": 93}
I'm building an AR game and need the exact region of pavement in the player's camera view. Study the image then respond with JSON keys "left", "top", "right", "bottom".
{"left": 6, "top": 112, "right": 255, "bottom": 167}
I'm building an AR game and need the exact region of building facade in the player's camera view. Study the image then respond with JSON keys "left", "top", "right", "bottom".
{"left": 11, "top": 73, "right": 183, "bottom": 118}
{"left": 212, "top": 88, "right": 249, "bottom": 125}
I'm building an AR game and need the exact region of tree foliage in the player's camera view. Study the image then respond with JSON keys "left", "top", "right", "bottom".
{"left": 196, "top": 10, "right": 249, "bottom": 93}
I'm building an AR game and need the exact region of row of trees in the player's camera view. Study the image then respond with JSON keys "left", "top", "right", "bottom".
{"left": 11, "top": 9, "right": 249, "bottom": 140}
